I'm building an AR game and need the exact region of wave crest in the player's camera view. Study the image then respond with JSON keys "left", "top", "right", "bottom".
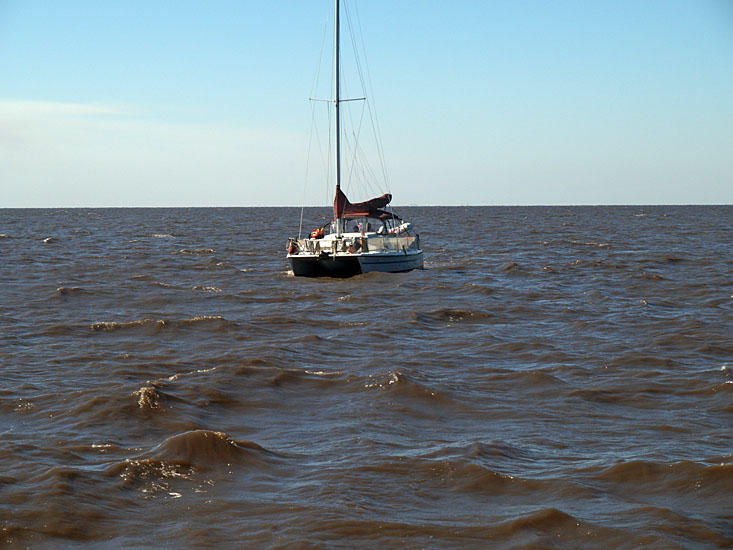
{"left": 56, "top": 286, "right": 85, "bottom": 296}
{"left": 132, "top": 386, "right": 161, "bottom": 409}
{"left": 108, "top": 430, "right": 277, "bottom": 486}
{"left": 413, "top": 308, "right": 491, "bottom": 326}
{"left": 178, "top": 248, "right": 215, "bottom": 254}
{"left": 592, "top": 459, "right": 733, "bottom": 493}
{"left": 90, "top": 316, "right": 235, "bottom": 333}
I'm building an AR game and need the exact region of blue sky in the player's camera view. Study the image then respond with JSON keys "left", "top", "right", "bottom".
{"left": 1, "top": 0, "right": 732, "bottom": 207}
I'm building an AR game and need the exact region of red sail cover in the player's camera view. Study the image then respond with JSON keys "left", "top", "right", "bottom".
{"left": 334, "top": 186, "right": 392, "bottom": 219}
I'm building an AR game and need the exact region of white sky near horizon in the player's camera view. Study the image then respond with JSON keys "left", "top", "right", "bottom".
{"left": 1, "top": 0, "right": 732, "bottom": 207}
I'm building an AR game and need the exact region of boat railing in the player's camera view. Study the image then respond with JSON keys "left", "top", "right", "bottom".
{"left": 295, "top": 234, "right": 420, "bottom": 255}
{"left": 364, "top": 235, "right": 420, "bottom": 252}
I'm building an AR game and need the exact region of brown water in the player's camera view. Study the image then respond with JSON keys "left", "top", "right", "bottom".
{"left": 1, "top": 206, "right": 732, "bottom": 548}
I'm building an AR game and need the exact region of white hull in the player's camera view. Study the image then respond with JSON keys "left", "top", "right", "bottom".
{"left": 357, "top": 251, "right": 423, "bottom": 272}
{"left": 288, "top": 242, "right": 423, "bottom": 278}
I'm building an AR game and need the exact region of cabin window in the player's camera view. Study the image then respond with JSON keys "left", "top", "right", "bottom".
{"left": 333, "top": 216, "right": 402, "bottom": 234}
{"left": 383, "top": 217, "right": 402, "bottom": 231}
{"left": 346, "top": 217, "right": 381, "bottom": 233}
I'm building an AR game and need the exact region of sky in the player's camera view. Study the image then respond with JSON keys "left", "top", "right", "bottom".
{"left": 1, "top": 0, "right": 732, "bottom": 207}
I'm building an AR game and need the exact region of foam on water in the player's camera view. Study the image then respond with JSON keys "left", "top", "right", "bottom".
{"left": 1, "top": 206, "right": 732, "bottom": 547}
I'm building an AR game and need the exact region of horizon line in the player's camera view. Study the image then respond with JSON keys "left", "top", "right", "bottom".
{"left": 2, "top": 203, "right": 731, "bottom": 209}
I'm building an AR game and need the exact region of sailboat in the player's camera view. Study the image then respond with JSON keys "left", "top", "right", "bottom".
{"left": 286, "top": 0, "right": 423, "bottom": 278}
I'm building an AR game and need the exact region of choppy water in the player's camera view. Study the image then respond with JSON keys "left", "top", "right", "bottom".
{"left": 1, "top": 206, "right": 732, "bottom": 548}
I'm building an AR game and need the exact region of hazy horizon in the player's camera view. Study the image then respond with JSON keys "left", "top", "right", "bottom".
{"left": 2, "top": 1, "right": 732, "bottom": 207}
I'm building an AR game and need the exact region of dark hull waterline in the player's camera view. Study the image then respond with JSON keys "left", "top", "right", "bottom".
{"left": 289, "top": 251, "right": 423, "bottom": 277}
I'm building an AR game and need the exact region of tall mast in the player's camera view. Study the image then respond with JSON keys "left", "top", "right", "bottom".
{"left": 334, "top": 0, "right": 342, "bottom": 235}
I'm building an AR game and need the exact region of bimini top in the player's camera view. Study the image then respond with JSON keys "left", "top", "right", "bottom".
{"left": 334, "top": 186, "right": 392, "bottom": 219}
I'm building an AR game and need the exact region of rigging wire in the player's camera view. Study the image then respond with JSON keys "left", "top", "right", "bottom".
{"left": 346, "top": 105, "right": 373, "bottom": 196}
{"left": 300, "top": 4, "right": 333, "bottom": 237}
{"left": 302, "top": 0, "right": 393, "bottom": 222}
{"left": 299, "top": 102, "right": 316, "bottom": 238}
{"left": 349, "top": 0, "right": 391, "bottom": 193}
